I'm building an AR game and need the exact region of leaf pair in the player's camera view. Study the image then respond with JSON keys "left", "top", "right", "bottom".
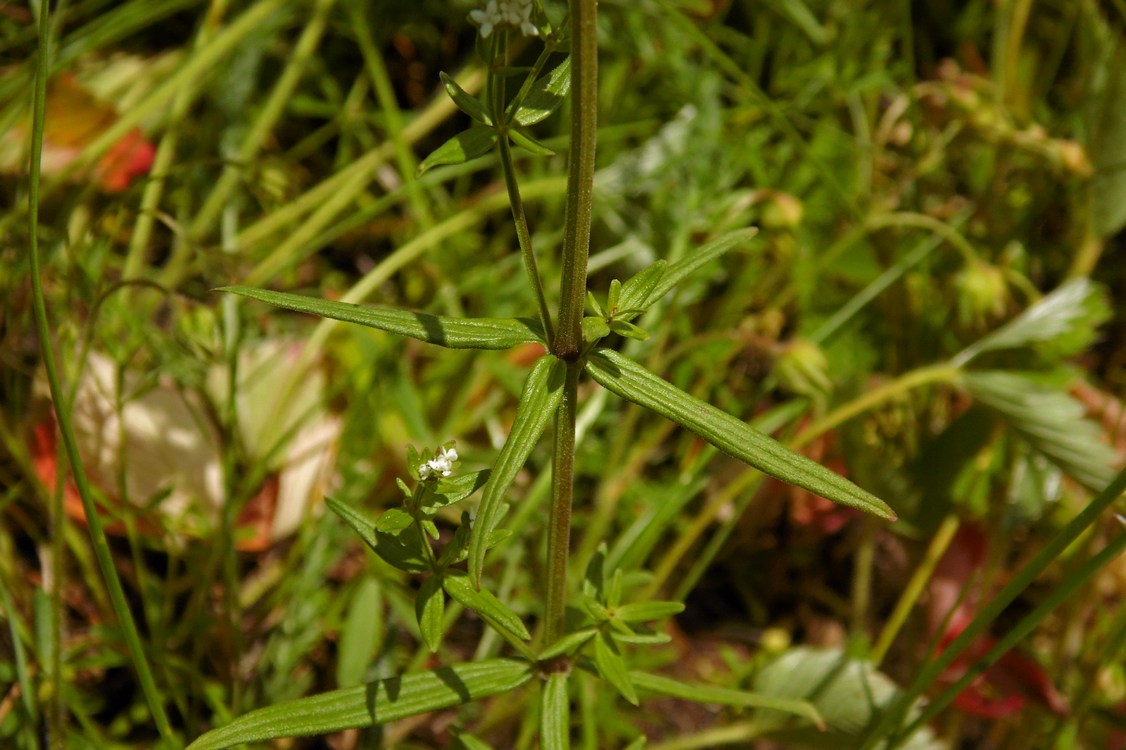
{"left": 419, "top": 58, "right": 571, "bottom": 174}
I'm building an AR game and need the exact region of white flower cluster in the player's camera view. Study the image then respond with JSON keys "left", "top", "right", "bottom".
{"left": 469, "top": 0, "right": 538, "bottom": 38}
{"left": 418, "top": 446, "right": 459, "bottom": 480}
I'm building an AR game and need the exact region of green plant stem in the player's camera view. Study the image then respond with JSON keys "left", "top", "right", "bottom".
{"left": 553, "top": 0, "right": 598, "bottom": 361}
{"left": 545, "top": 363, "right": 579, "bottom": 645}
{"left": 870, "top": 514, "right": 961, "bottom": 666}
{"left": 498, "top": 134, "right": 555, "bottom": 343}
{"left": 27, "top": 5, "right": 175, "bottom": 744}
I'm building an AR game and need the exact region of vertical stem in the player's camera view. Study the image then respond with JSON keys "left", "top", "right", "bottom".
{"left": 545, "top": 363, "right": 579, "bottom": 644}
{"left": 553, "top": 0, "right": 598, "bottom": 360}
{"left": 544, "top": 0, "right": 598, "bottom": 646}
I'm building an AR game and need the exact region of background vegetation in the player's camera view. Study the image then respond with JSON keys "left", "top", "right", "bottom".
{"left": 2, "top": 0, "right": 1126, "bottom": 747}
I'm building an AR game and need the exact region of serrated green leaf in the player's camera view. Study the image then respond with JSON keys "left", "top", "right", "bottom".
{"left": 185, "top": 659, "right": 533, "bottom": 749}
{"left": 581, "top": 316, "right": 610, "bottom": 343}
{"left": 539, "top": 629, "right": 598, "bottom": 660}
{"left": 513, "top": 56, "right": 571, "bottom": 126}
{"left": 614, "top": 601, "right": 685, "bottom": 623}
{"left": 416, "top": 576, "right": 446, "bottom": 653}
{"left": 444, "top": 573, "right": 531, "bottom": 643}
{"left": 374, "top": 508, "right": 414, "bottom": 533}
{"left": 440, "top": 71, "right": 491, "bottom": 125}
{"left": 418, "top": 126, "right": 498, "bottom": 174}
{"left": 593, "top": 631, "right": 638, "bottom": 705}
{"left": 954, "top": 279, "right": 1110, "bottom": 366}
{"left": 326, "top": 498, "right": 430, "bottom": 572}
{"left": 584, "top": 349, "right": 896, "bottom": 520}
{"left": 221, "top": 286, "right": 543, "bottom": 349}
{"left": 509, "top": 128, "right": 555, "bottom": 156}
{"left": 631, "top": 670, "right": 824, "bottom": 729}
{"left": 541, "top": 672, "right": 570, "bottom": 750}
{"left": 964, "top": 370, "right": 1117, "bottom": 491}
{"left": 468, "top": 355, "right": 566, "bottom": 585}
{"left": 639, "top": 228, "right": 759, "bottom": 309}
{"left": 616, "top": 260, "right": 668, "bottom": 318}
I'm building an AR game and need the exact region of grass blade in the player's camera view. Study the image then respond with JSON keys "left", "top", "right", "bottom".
{"left": 630, "top": 670, "right": 824, "bottom": 729}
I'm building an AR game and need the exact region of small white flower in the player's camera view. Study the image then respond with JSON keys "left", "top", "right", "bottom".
{"left": 469, "top": 0, "right": 538, "bottom": 38}
{"left": 419, "top": 462, "right": 433, "bottom": 480}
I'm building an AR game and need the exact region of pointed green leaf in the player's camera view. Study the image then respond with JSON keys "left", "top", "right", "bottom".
{"left": 586, "top": 291, "right": 605, "bottom": 318}
{"left": 513, "top": 56, "right": 571, "bottom": 126}
{"left": 221, "top": 286, "right": 543, "bottom": 349}
{"left": 326, "top": 497, "right": 430, "bottom": 572}
{"left": 964, "top": 370, "right": 1118, "bottom": 491}
{"left": 607, "top": 279, "right": 622, "bottom": 313}
{"left": 610, "top": 631, "right": 670, "bottom": 645}
{"left": 438, "top": 514, "right": 473, "bottom": 568}
{"left": 374, "top": 508, "right": 413, "bottom": 533}
{"left": 429, "top": 470, "right": 491, "bottom": 509}
{"left": 584, "top": 349, "right": 895, "bottom": 520}
{"left": 451, "top": 728, "right": 497, "bottom": 750}
{"left": 416, "top": 576, "right": 446, "bottom": 653}
{"left": 593, "top": 631, "right": 638, "bottom": 705}
{"left": 614, "top": 601, "right": 685, "bottom": 623}
{"left": 185, "top": 659, "right": 533, "bottom": 749}
{"left": 538, "top": 629, "right": 598, "bottom": 660}
{"left": 541, "top": 672, "right": 570, "bottom": 750}
{"left": 509, "top": 128, "right": 555, "bottom": 156}
{"left": 468, "top": 355, "right": 565, "bottom": 585}
{"left": 954, "top": 279, "right": 1110, "bottom": 365}
{"left": 444, "top": 573, "right": 531, "bottom": 643}
{"left": 623, "top": 738, "right": 647, "bottom": 750}
{"left": 608, "top": 319, "right": 650, "bottom": 341}
{"left": 440, "top": 71, "right": 491, "bottom": 125}
{"left": 335, "top": 578, "right": 383, "bottom": 688}
{"left": 616, "top": 260, "right": 667, "bottom": 318}
{"left": 639, "top": 228, "right": 759, "bottom": 309}
{"left": 630, "top": 670, "right": 824, "bottom": 729}
{"left": 418, "top": 126, "right": 498, "bottom": 174}
{"left": 581, "top": 316, "right": 611, "bottom": 343}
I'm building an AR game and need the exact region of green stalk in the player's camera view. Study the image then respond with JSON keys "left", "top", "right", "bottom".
{"left": 542, "top": 0, "right": 598, "bottom": 647}
{"left": 552, "top": 0, "right": 598, "bottom": 361}
{"left": 498, "top": 134, "right": 555, "bottom": 344}
{"left": 27, "top": 5, "right": 175, "bottom": 744}
{"left": 545, "top": 364, "right": 579, "bottom": 645}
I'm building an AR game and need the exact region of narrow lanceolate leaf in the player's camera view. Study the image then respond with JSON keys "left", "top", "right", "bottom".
{"left": 541, "top": 672, "right": 571, "bottom": 750}
{"left": 513, "top": 56, "right": 571, "bottom": 126}
{"left": 444, "top": 573, "right": 531, "bottom": 643}
{"left": 616, "top": 260, "right": 667, "bottom": 318}
{"left": 964, "top": 370, "right": 1118, "bottom": 491}
{"left": 585, "top": 349, "right": 895, "bottom": 520}
{"left": 416, "top": 576, "right": 446, "bottom": 653}
{"left": 593, "top": 631, "right": 638, "bottom": 706}
{"left": 221, "top": 286, "right": 543, "bottom": 349}
{"left": 440, "top": 72, "right": 491, "bottom": 125}
{"left": 418, "top": 126, "right": 498, "bottom": 174}
{"left": 185, "top": 659, "right": 533, "bottom": 750}
{"left": 614, "top": 601, "right": 685, "bottom": 623}
{"left": 468, "top": 355, "right": 565, "bottom": 585}
{"left": 630, "top": 671, "right": 824, "bottom": 729}
{"left": 509, "top": 128, "right": 555, "bottom": 156}
{"left": 327, "top": 497, "right": 430, "bottom": 572}
{"left": 640, "top": 228, "right": 759, "bottom": 309}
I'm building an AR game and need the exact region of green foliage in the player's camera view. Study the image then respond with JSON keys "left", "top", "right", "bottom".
{"left": 11, "top": 0, "right": 1126, "bottom": 748}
